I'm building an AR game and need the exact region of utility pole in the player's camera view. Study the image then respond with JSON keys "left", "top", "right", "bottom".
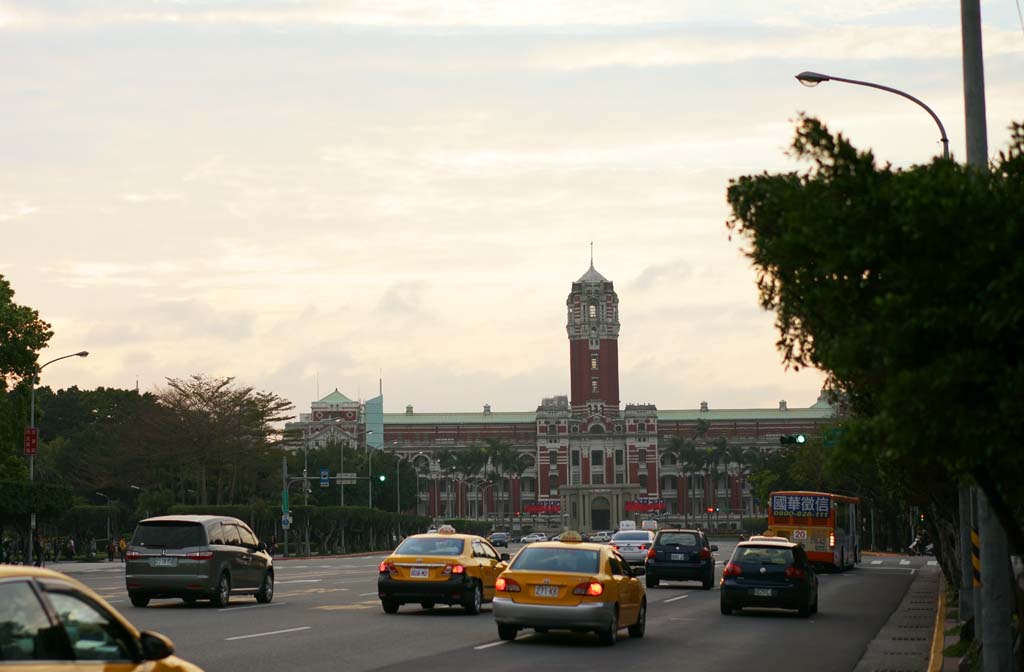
{"left": 957, "top": 485, "right": 973, "bottom": 622}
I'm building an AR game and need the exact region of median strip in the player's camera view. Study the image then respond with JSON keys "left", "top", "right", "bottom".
{"left": 225, "top": 626, "right": 311, "bottom": 641}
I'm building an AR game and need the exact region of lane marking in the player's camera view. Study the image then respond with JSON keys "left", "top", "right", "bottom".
{"left": 359, "top": 592, "right": 378, "bottom": 597}
{"left": 871, "top": 560, "right": 883, "bottom": 565}
{"left": 474, "top": 641, "right": 507, "bottom": 650}
{"left": 315, "top": 604, "right": 374, "bottom": 611}
{"left": 899, "top": 559, "right": 911, "bottom": 566}
{"left": 663, "top": 594, "right": 690, "bottom": 603}
{"left": 225, "top": 626, "right": 310, "bottom": 641}
{"left": 927, "top": 560, "right": 938, "bottom": 566}
{"left": 218, "top": 603, "right": 283, "bottom": 613}
{"left": 277, "top": 579, "right": 322, "bottom": 584}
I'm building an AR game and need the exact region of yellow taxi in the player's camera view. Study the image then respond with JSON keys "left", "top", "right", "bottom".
{"left": 377, "top": 525, "right": 510, "bottom": 614}
{"left": 0, "top": 565, "right": 202, "bottom": 671}
{"left": 491, "top": 531, "right": 646, "bottom": 645}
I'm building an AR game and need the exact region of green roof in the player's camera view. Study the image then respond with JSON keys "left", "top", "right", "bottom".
{"left": 317, "top": 389, "right": 353, "bottom": 404}
{"left": 383, "top": 412, "right": 537, "bottom": 425}
{"left": 381, "top": 406, "right": 833, "bottom": 426}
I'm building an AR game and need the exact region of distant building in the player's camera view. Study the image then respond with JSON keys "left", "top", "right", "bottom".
{"left": 287, "top": 263, "right": 835, "bottom": 530}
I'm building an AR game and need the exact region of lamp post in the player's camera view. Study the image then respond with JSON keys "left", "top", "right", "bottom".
{"left": 795, "top": 71, "right": 950, "bottom": 160}
{"left": 28, "top": 350, "right": 89, "bottom": 566}
{"left": 95, "top": 492, "right": 111, "bottom": 545}
{"left": 366, "top": 430, "right": 375, "bottom": 507}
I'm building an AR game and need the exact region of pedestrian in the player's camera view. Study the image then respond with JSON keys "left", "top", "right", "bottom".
{"left": 33, "top": 533, "right": 44, "bottom": 567}
{"left": 118, "top": 536, "right": 127, "bottom": 562}
{"left": 106, "top": 540, "right": 115, "bottom": 562}
{"left": 67, "top": 538, "right": 76, "bottom": 560}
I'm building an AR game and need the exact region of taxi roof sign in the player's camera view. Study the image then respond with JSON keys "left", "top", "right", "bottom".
{"left": 558, "top": 531, "right": 583, "bottom": 543}
{"left": 436, "top": 524, "right": 457, "bottom": 534}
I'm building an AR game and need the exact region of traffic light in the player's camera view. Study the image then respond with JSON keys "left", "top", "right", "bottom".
{"left": 779, "top": 434, "right": 807, "bottom": 445}
{"left": 919, "top": 513, "right": 925, "bottom": 522}
{"left": 378, "top": 474, "right": 386, "bottom": 482}
{"left": 705, "top": 506, "right": 714, "bottom": 513}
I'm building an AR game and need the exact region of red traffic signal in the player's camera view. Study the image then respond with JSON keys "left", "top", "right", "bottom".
{"left": 24, "top": 427, "right": 38, "bottom": 455}
{"left": 705, "top": 506, "right": 714, "bottom": 513}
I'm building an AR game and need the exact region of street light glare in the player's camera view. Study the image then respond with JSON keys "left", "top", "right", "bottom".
{"left": 795, "top": 71, "right": 830, "bottom": 87}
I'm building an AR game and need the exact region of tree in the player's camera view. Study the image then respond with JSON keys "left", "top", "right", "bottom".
{"left": 726, "top": 117, "right": 1024, "bottom": 558}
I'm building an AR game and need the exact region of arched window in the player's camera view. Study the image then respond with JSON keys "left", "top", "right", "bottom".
{"left": 588, "top": 303, "right": 597, "bottom": 320}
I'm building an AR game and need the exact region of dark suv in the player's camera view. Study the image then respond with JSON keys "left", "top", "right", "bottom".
{"left": 489, "top": 532, "right": 510, "bottom": 548}
{"left": 125, "top": 515, "right": 273, "bottom": 608}
{"left": 719, "top": 538, "right": 818, "bottom": 616}
{"left": 644, "top": 529, "right": 718, "bottom": 589}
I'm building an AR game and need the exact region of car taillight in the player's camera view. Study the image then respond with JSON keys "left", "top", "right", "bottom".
{"left": 722, "top": 562, "right": 743, "bottom": 577}
{"left": 443, "top": 564, "right": 465, "bottom": 575}
{"left": 647, "top": 547, "right": 656, "bottom": 559}
{"left": 829, "top": 532, "right": 835, "bottom": 549}
{"left": 495, "top": 577, "right": 521, "bottom": 592}
{"left": 125, "top": 551, "right": 142, "bottom": 560}
{"left": 610, "top": 544, "right": 618, "bottom": 550}
{"left": 785, "top": 566, "right": 806, "bottom": 579}
{"left": 699, "top": 548, "right": 711, "bottom": 560}
{"left": 378, "top": 561, "right": 396, "bottom": 573}
{"left": 638, "top": 544, "right": 648, "bottom": 551}
{"left": 186, "top": 551, "right": 214, "bottom": 561}
{"left": 573, "top": 581, "right": 604, "bottom": 596}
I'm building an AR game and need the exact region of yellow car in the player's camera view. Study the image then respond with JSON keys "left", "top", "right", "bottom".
{"left": 377, "top": 525, "right": 510, "bottom": 614}
{"left": 492, "top": 531, "right": 647, "bottom": 645}
{"left": 0, "top": 565, "right": 202, "bottom": 671}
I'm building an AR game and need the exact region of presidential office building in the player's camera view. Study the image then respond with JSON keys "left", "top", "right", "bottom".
{"left": 287, "top": 264, "right": 835, "bottom": 532}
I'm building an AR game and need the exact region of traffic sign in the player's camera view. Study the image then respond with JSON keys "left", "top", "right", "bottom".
{"left": 281, "top": 489, "right": 289, "bottom": 513}
{"left": 320, "top": 468, "right": 330, "bottom": 488}
{"left": 281, "top": 514, "right": 292, "bottom": 530}
{"left": 24, "top": 427, "right": 38, "bottom": 456}
{"left": 339, "top": 472, "right": 357, "bottom": 485}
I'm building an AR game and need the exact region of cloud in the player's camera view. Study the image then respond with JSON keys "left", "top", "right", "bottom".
{"left": 631, "top": 260, "right": 691, "bottom": 290}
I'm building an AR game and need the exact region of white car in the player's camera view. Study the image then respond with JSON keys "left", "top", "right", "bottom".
{"left": 519, "top": 533, "right": 548, "bottom": 544}
{"left": 610, "top": 530, "right": 656, "bottom": 565}
{"left": 590, "top": 530, "right": 614, "bottom": 543}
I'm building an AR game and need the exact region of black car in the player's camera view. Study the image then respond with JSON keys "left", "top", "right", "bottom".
{"left": 489, "top": 533, "right": 509, "bottom": 548}
{"left": 719, "top": 539, "right": 818, "bottom": 617}
{"left": 644, "top": 529, "right": 717, "bottom": 589}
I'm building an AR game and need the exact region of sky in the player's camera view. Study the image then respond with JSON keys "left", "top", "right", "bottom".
{"left": 2, "top": 1, "right": 1022, "bottom": 416}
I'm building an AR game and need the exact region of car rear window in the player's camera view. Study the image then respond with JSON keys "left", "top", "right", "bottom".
{"left": 395, "top": 537, "right": 466, "bottom": 556}
{"left": 612, "top": 532, "right": 652, "bottom": 542}
{"left": 734, "top": 546, "right": 795, "bottom": 565}
{"left": 131, "top": 521, "right": 205, "bottom": 548}
{"left": 492, "top": 534, "right": 508, "bottom": 539}
{"left": 657, "top": 532, "right": 699, "bottom": 547}
{"left": 511, "top": 547, "right": 600, "bottom": 574}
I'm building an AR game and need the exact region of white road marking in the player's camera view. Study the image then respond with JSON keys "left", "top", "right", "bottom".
{"left": 474, "top": 641, "right": 507, "bottom": 650}
{"left": 899, "top": 559, "right": 911, "bottom": 566}
{"left": 225, "top": 626, "right": 310, "bottom": 641}
{"left": 870, "top": 560, "right": 883, "bottom": 565}
{"left": 106, "top": 599, "right": 124, "bottom": 604}
{"left": 663, "top": 594, "right": 690, "bottom": 603}
{"left": 277, "top": 579, "right": 322, "bottom": 584}
{"left": 218, "top": 603, "right": 283, "bottom": 612}
{"left": 359, "top": 592, "right": 378, "bottom": 597}
{"left": 927, "top": 560, "right": 938, "bottom": 566}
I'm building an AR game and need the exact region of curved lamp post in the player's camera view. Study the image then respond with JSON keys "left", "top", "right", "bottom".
{"left": 795, "top": 71, "right": 950, "bottom": 160}
{"left": 28, "top": 350, "right": 89, "bottom": 565}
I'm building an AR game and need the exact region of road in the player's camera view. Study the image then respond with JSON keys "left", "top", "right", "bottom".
{"left": 63, "top": 543, "right": 938, "bottom": 672}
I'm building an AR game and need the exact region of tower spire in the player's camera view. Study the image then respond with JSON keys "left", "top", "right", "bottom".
{"left": 590, "top": 241, "right": 594, "bottom": 267}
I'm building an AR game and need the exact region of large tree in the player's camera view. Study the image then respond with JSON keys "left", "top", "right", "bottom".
{"left": 726, "top": 116, "right": 1024, "bottom": 559}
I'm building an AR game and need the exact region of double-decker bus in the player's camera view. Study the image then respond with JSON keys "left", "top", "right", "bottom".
{"left": 766, "top": 491, "right": 860, "bottom": 571}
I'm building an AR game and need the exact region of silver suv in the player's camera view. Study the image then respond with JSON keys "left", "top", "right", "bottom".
{"left": 125, "top": 515, "right": 273, "bottom": 608}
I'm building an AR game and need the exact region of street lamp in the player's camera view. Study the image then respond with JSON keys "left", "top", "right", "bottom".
{"left": 27, "top": 350, "right": 89, "bottom": 565}
{"left": 795, "top": 71, "right": 950, "bottom": 160}
{"left": 366, "top": 431, "right": 375, "bottom": 507}
{"left": 95, "top": 492, "right": 111, "bottom": 545}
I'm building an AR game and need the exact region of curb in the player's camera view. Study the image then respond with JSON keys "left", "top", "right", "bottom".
{"left": 927, "top": 575, "right": 947, "bottom": 672}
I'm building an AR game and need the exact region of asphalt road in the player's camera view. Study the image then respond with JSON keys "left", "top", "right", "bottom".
{"left": 61, "top": 543, "right": 937, "bottom": 672}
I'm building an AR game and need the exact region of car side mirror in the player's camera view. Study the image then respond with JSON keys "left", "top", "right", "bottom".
{"left": 500, "top": 553, "right": 510, "bottom": 562}
{"left": 711, "top": 545, "right": 719, "bottom": 552}
{"left": 139, "top": 631, "right": 175, "bottom": 660}
{"left": 257, "top": 541, "right": 267, "bottom": 552}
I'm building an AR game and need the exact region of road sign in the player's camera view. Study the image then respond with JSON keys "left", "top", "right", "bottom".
{"left": 281, "top": 513, "right": 292, "bottom": 530}
{"left": 320, "top": 468, "right": 330, "bottom": 488}
{"left": 24, "top": 427, "right": 38, "bottom": 456}
{"left": 340, "top": 472, "right": 357, "bottom": 479}
{"left": 281, "top": 489, "right": 289, "bottom": 514}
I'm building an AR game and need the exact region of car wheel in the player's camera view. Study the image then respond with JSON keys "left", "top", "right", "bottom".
{"left": 597, "top": 607, "right": 618, "bottom": 646}
{"left": 420, "top": 601, "right": 435, "bottom": 610}
{"left": 256, "top": 572, "right": 274, "bottom": 604}
{"left": 720, "top": 600, "right": 732, "bottom": 615}
{"left": 129, "top": 593, "right": 150, "bottom": 608}
{"left": 382, "top": 597, "right": 400, "bottom": 614}
{"left": 463, "top": 582, "right": 482, "bottom": 615}
{"left": 702, "top": 572, "right": 714, "bottom": 590}
{"left": 627, "top": 599, "right": 646, "bottom": 639}
{"left": 811, "top": 589, "right": 819, "bottom": 614}
{"left": 798, "top": 594, "right": 813, "bottom": 618}
{"left": 645, "top": 575, "right": 659, "bottom": 588}
{"left": 182, "top": 597, "right": 197, "bottom": 605}
{"left": 211, "top": 573, "right": 231, "bottom": 608}
{"left": 534, "top": 628, "right": 548, "bottom": 634}
{"left": 497, "top": 624, "right": 518, "bottom": 641}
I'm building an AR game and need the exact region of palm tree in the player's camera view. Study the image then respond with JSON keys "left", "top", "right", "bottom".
{"left": 702, "top": 437, "right": 728, "bottom": 528}
{"left": 484, "top": 439, "right": 517, "bottom": 529}
{"left": 433, "top": 448, "right": 457, "bottom": 518}
{"left": 666, "top": 436, "right": 694, "bottom": 525}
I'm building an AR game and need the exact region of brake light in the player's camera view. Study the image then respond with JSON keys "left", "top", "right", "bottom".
{"left": 647, "top": 547, "right": 656, "bottom": 559}
{"left": 186, "top": 551, "right": 214, "bottom": 561}
{"left": 699, "top": 548, "right": 711, "bottom": 560}
{"left": 829, "top": 532, "right": 835, "bottom": 549}
{"left": 573, "top": 581, "right": 604, "bottom": 596}
{"left": 785, "top": 566, "right": 806, "bottom": 579}
{"left": 378, "top": 561, "right": 396, "bottom": 573}
{"left": 722, "top": 562, "right": 743, "bottom": 577}
{"left": 125, "top": 551, "right": 142, "bottom": 560}
{"left": 443, "top": 564, "right": 465, "bottom": 575}
{"left": 610, "top": 544, "right": 618, "bottom": 550}
{"left": 495, "top": 577, "right": 521, "bottom": 592}
{"left": 638, "top": 544, "right": 648, "bottom": 551}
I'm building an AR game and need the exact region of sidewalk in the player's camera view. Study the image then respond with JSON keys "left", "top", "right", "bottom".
{"left": 853, "top": 563, "right": 943, "bottom": 672}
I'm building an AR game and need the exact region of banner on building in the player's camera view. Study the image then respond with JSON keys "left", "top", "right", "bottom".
{"left": 524, "top": 499, "right": 561, "bottom": 514}
{"left": 625, "top": 497, "right": 666, "bottom": 513}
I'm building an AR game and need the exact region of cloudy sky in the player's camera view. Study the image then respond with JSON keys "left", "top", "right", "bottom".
{"left": 3, "top": 1, "right": 1022, "bottom": 416}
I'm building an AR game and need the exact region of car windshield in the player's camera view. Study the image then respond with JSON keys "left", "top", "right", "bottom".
{"left": 395, "top": 537, "right": 465, "bottom": 556}
{"left": 492, "top": 534, "right": 507, "bottom": 539}
{"left": 511, "top": 547, "right": 600, "bottom": 574}
{"left": 734, "top": 546, "right": 795, "bottom": 565}
{"left": 657, "top": 532, "right": 699, "bottom": 547}
{"left": 131, "top": 521, "right": 205, "bottom": 548}
{"left": 612, "top": 532, "right": 651, "bottom": 541}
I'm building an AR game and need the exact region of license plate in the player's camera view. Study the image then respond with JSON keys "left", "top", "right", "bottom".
{"left": 534, "top": 585, "right": 559, "bottom": 598}
{"left": 410, "top": 568, "right": 430, "bottom": 578}
{"left": 752, "top": 588, "right": 773, "bottom": 597}
{"left": 150, "top": 557, "right": 177, "bottom": 567}
{"left": 671, "top": 553, "right": 686, "bottom": 561}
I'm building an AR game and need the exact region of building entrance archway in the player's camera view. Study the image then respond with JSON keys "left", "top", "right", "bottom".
{"left": 591, "top": 496, "right": 611, "bottom": 531}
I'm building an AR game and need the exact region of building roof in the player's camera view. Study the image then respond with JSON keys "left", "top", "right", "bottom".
{"left": 316, "top": 388, "right": 354, "bottom": 405}
{"left": 576, "top": 263, "right": 608, "bottom": 284}
{"left": 383, "top": 411, "right": 537, "bottom": 425}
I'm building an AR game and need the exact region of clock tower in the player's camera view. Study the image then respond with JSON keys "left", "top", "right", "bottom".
{"left": 566, "top": 262, "right": 620, "bottom": 417}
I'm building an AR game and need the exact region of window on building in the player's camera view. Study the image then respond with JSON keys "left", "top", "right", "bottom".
{"left": 592, "top": 473, "right": 604, "bottom": 485}
{"left": 591, "top": 378, "right": 599, "bottom": 393}
{"left": 549, "top": 450, "right": 558, "bottom": 465}
{"left": 639, "top": 473, "right": 648, "bottom": 489}
{"left": 615, "top": 450, "right": 623, "bottom": 466}
{"left": 615, "top": 472, "right": 625, "bottom": 484}
{"left": 547, "top": 423, "right": 557, "bottom": 434}
{"left": 549, "top": 474, "right": 560, "bottom": 491}
{"left": 590, "top": 354, "right": 599, "bottom": 370}
{"left": 588, "top": 303, "right": 597, "bottom": 320}
{"left": 638, "top": 423, "right": 646, "bottom": 433}
{"left": 638, "top": 448, "right": 647, "bottom": 463}
{"left": 571, "top": 450, "right": 580, "bottom": 467}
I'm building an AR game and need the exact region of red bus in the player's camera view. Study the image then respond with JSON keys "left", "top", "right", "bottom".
{"left": 766, "top": 491, "right": 860, "bottom": 571}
